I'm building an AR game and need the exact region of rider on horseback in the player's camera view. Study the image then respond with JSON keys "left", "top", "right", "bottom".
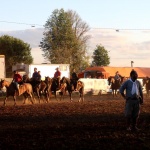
{"left": 71, "top": 69, "right": 78, "bottom": 91}
{"left": 13, "top": 70, "right": 22, "bottom": 96}
{"left": 32, "top": 67, "right": 39, "bottom": 80}
{"left": 54, "top": 67, "right": 61, "bottom": 79}
{"left": 114, "top": 71, "right": 121, "bottom": 86}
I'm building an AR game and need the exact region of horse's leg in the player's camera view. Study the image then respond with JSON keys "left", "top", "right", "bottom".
{"left": 47, "top": 90, "right": 51, "bottom": 102}
{"left": 81, "top": 93, "right": 84, "bottom": 103}
{"left": 32, "top": 92, "right": 36, "bottom": 103}
{"left": 78, "top": 91, "right": 84, "bottom": 103}
{"left": 23, "top": 93, "right": 27, "bottom": 104}
{"left": 148, "top": 89, "right": 149, "bottom": 97}
{"left": 115, "top": 89, "right": 117, "bottom": 97}
{"left": 78, "top": 90, "right": 83, "bottom": 102}
{"left": 147, "top": 89, "right": 149, "bottom": 97}
{"left": 78, "top": 93, "right": 81, "bottom": 102}
{"left": 69, "top": 91, "right": 73, "bottom": 102}
{"left": 13, "top": 95, "right": 17, "bottom": 106}
{"left": 112, "top": 90, "right": 115, "bottom": 97}
{"left": 59, "top": 91, "right": 63, "bottom": 101}
{"left": 146, "top": 89, "right": 149, "bottom": 97}
{"left": 47, "top": 91, "right": 50, "bottom": 102}
{"left": 28, "top": 93, "right": 34, "bottom": 104}
{"left": 45, "top": 91, "right": 49, "bottom": 103}
{"left": 54, "top": 90, "right": 58, "bottom": 101}
{"left": 49, "top": 91, "right": 53, "bottom": 100}
{"left": 40, "top": 90, "right": 45, "bottom": 103}
{"left": 36, "top": 89, "right": 41, "bottom": 103}
{"left": 3, "top": 96, "right": 8, "bottom": 106}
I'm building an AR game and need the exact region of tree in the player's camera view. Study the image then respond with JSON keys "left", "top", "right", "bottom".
{"left": 0, "top": 35, "right": 33, "bottom": 76}
{"left": 92, "top": 45, "right": 110, "bottom": 66}
{"left": 40, "top": 8, "right": 90, "bottom": 72}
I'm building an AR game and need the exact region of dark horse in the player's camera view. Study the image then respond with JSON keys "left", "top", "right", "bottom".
{"left": 0, "top": 79, "right": 35, "bottom": 106}
{"left": 60, "top": 77, "right": 84, "bottom": 102}
{"left": 50, "top": 77, "right": 61, "bottom": 100}
{"left": 143, "top": 77, "right": 150, "bottom": 97}
{"left": 108, "top": 76, "right": 126, "bottom": 97}
{"left": 60, "top": 77, "right": 75, "bottom": 101}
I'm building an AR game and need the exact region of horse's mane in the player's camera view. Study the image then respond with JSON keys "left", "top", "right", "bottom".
{"left": 61, "top": 76, "right": 70, "bottom": 85}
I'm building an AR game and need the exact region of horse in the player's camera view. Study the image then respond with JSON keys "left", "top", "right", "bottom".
{"left": 60, "top": 77, "right": 84, "bottom": 102}
{"left": 22, "top": 74, "right": 42, "bottom": 102}
{"left": 76, "top": 80, "right": 84, "bottom": 102}
{"left": 108, "top": 76, "right": 127, "bottom": 97}
{"left": 108, "top": 76, "right": 122, "bottom": 97}
{"left": 50, "top": 77, "right": 61, "bottom": 100}
{"left": 38, "top": 76, "right": 52, "bottom": 103}
{"left": 0, "top": 79, "right": 35, "bottom": 106}
{"left": 23, "top": 75, "right": 52, "bottom": 103}
{"left": 143, "top": 77, "right": 150, "bottom": 97}
{"left": 60, "top": 77, "right": 75, "bottom": 101}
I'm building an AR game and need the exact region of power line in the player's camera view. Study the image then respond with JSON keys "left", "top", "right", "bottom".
{"left": 1, "top": 20, "right": 150, "bottom": 31}
{"left": 91, "top": 27, "right": 150, "bottom": 31}
{"left": 0, "top": 20, "right": 43, "bottom": 27}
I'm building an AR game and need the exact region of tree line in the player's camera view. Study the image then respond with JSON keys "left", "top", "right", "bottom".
{"left": 0, "top": 9, "right": 110, "bottom": 77}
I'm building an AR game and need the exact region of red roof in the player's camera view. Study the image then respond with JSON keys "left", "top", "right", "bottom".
{"left": 85, "top": 66, "right": 150, "bottom": 78}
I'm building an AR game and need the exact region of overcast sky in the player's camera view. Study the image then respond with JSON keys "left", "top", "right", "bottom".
{"left": 0, "top": 0, "right": 150, "bottom": 67}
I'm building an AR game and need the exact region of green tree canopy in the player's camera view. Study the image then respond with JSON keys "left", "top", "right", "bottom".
{"left": 0, "top": 35, "right": 33, "bottom": 71}
{"left": 92, "top": 45, "right": 110, "bottom": 66}
{"left": 40, "top": 8, "right": 90, "bottom": 72}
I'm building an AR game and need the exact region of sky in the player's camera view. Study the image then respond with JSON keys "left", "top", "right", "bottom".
{"left": 0, "top": 0, "right": 150, "bottom": 67}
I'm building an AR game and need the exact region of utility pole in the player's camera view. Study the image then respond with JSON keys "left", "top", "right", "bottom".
{"left": 131, "top": 61, "right": 134, "bottom": 67}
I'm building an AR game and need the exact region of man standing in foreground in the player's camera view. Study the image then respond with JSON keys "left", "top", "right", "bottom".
{"left": 119, "top": 70, "right": 143, "bottom": 131}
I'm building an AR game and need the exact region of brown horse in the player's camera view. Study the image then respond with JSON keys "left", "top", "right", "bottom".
{"left": 23, "top": 75, "right": 52, "bottom": 103}
{"left": 23, "top": 74, "right": 43, "bottom": 102}
{"left": 143, "top": 77, "right": 150, "bottom": 97}
{"left": 76, "top": 80, "right": 84, "bottom": 102}
{"left": 0, "top": 80, "right": 35, "bottom": 106}
{"left": 59, "top": 77, "right": 75, "bottom": 101}
{"left": 59, "top": 77, "right": 84, "bottom": 102}
{"left": 108, "top": 77, "right": 121, "bottom": 97}
{"left": 108, "top": 76, "right": 127, "bottom": 97}
{"left": 38, "top": 76, "right": 52, "bottom": 103}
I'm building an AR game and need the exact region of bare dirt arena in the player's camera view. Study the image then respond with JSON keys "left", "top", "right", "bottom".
{"left": 0, "top": 93, "right": 150, "bottom": 150}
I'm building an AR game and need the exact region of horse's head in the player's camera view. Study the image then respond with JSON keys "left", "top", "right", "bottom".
{"left": 108, "top": 77, "right": 115, "bottom": 85}
{"left": 45, "top": 76, "right": 51, "bottom": 83}
{"left": 0, "top": 80, "right": 10, "bottom": 88}
{"left": 60, "top": 76, "right": 70, "bottom": 85}
{"left": 60, "top": 76, "right": 66, "bottom": 83}
{"left": 76, "top": 81, "right": 84, "bottom": 91}
{"left": 107, "top": 77, "right": 111, "bottom": 85}
{"left": 23, "top": 74, "right": 30, "bottom": 83}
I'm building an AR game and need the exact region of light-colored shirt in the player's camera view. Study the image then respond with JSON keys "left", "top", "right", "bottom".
{"left": 119, "top": 79, "right": 143, "bottom": 99}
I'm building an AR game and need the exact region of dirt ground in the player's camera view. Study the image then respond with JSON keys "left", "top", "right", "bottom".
{"left": 0, "top": 93, "right": 150, "bottom": 150}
